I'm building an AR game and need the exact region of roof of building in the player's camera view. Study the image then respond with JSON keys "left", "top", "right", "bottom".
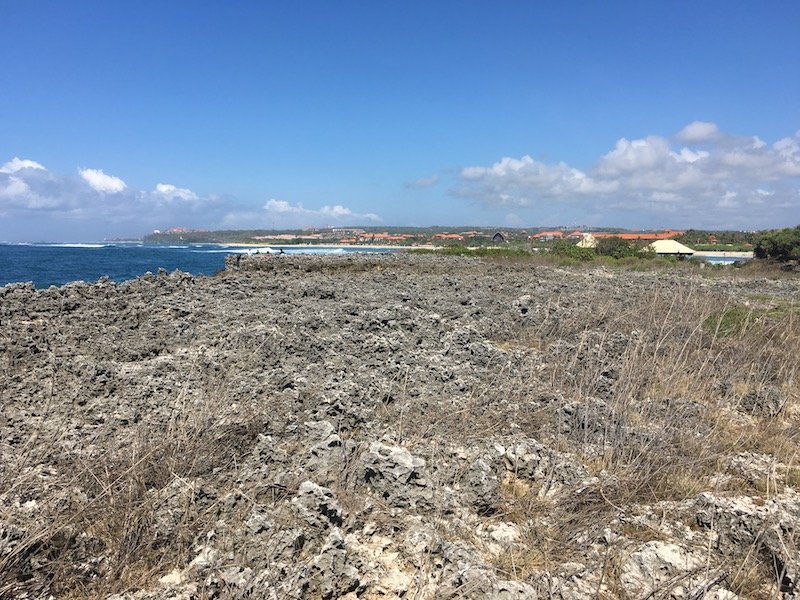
{"left": 646, "top": 239, "right": 695, "bottom": 255}
{"left": 593, "top": 229, "right": 684, "bottom": 241}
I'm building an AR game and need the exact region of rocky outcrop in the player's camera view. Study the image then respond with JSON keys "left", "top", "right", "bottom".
{"left": 1, "top": 254, "right": 798, "bottom": 598}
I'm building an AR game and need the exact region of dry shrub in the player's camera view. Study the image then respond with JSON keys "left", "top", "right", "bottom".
{"left": 478, "top": 276, "right": 799, "bottom": 590}
{"left": 514, "top": 279, "right": 799, "bottom": 501}
{"left": 0, "top": 383, "right": 264, "bottom": 599}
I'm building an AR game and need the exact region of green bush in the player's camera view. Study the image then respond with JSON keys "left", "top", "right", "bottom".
{"left": 596, "top": 236, "right": 640, "bottom": 259}
{"left": 753, "top": 225, "right": 800, "bottom": 262}
{"left": 550, "top": 240, "right": 596, "bottom": 261}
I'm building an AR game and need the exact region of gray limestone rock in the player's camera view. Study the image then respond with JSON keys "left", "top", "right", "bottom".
{"left": 291, "top": 481, "right": 343, "bottom": 529}
{"left": 360, "top": 441, "right": 432, "bottom": 509}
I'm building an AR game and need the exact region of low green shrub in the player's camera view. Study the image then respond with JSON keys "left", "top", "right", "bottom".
{"left": 549, "top": 240, "right": 596, "bottom": 261}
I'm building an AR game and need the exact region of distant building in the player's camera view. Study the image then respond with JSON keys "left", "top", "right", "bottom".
{"left": 433, "top": 233, "right": 465, "bottom": 241}
{"left": 646, "top": 239, "right": 695, "bottom": 257}
{"left": 576, "top": 233, "right": 598, "bottom": 248}
{"left": 592, "top": 229, "right": 684, "bottom": 241}
{"left": 364, "top": 232, "right": 413, "bottom": 243}
{"left": 530, "top": 231, "right": 565, "bottom": 241}
{"left": 492, "top": 232, "right": 507, "bottom": 244}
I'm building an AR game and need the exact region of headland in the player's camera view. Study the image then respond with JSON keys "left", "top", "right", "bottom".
{"left": 1, "top": 253, "right": 797, "bottom": 598}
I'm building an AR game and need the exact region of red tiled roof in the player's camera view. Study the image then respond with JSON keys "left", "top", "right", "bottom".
{"left": 592, "top": 230, "right": 684, "bottom": 241}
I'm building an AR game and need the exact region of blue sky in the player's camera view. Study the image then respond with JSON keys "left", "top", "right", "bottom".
{"left": 1, "top": 1, "right": 798, "bottom": 241}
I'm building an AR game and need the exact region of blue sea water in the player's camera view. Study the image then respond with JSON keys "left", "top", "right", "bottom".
{"left": 0, "top": 243, "right": 401, "bottom": 288}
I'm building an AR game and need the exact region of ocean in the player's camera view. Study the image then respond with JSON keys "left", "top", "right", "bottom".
{"left": 0, "top": 243, "right": 401, "bottom": 288}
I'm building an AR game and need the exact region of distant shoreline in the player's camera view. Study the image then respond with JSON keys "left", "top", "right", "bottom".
{"left": 221, "top": 242, "right": 439, "bottom": 251}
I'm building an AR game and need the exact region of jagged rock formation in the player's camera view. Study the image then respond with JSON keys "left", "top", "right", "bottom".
{"left": 1, "top": 254, "right": 798, "bottom": 598}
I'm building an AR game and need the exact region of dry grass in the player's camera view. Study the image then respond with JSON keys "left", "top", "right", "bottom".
{"left": 1, "top": 262, "right": 798, "bottom": 598}
{"left": 474, "top": 276, "right": 799, "bottom": 594}
{"left": 516, "top": 280, "right": 799, "bottom": 496}
{"left": 377, "top": 269, "right": 799, "bottom": 594}
{"left": 0, "top": 365, "right": 265, "bottom": 599}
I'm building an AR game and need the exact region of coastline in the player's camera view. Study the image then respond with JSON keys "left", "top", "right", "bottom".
{"left": 221, "top": 242, "right": 440, "bottom": 251}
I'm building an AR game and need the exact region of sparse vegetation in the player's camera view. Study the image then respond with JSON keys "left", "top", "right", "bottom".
{"left": 1, "top": 255, "right": 798, "bottom": 598}
{"left": 411, "top": 244, "right": 533, "bottom": 258}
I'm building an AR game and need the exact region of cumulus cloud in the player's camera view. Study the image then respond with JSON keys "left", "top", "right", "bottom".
{"left": 264, "top": 199, "right": 295, "bottom": 214}
{"left": 459, "top": 155, "right": 617, "bottom": 207}
{"left": 676, "top": 121, "right": 721, "bottom": 142}
{"left": 0, "top": 158, "right": 236, "bottom": 240}
{"left": 0, "top": 176, "right": 32, "bottom": 200}
{"left": 672, "top": 148, "right": 709, "bottom": 163}
{"left": 79, "top": 168, "right": 127, "bottom": 193}
{"left": 320, "top": 204, "right": 353, "bottom": 218}
{"left": 153, "top": 183, "right": 199, "bottom": 201}
{"left": 455, "top": 123, "right": 800, "bottom": 228}
{"left": 1, "top": 157, "right": 46, "bottom": 173}
{"left": 263, "top": 199, "right": 381, "bottom": 225}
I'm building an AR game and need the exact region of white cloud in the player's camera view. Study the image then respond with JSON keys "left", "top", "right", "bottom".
{"left": 0, "top": 163, "right": 79, "bottom": 212}
{"left": 264, "top": 198, "right": 296, "bottom": 213}
{"left": 79, "top": 168, "right": 127, "bottom": 193}
{"left": 676, "top": 121, "right": 720, "bottom": 142}
{"left": 458, "top": 155, "right": 617, "bottom": 207}
{"left": 154, "top": 183, "right": 199, "bottom": 201}
{"left": 672, "top": 148, "right": 709, "bottom": 163}
{"left": 0, "top": 157, "right": 46, "bottom": 173}
{"left": 0, "top": 176, "right": 31, "bottom": 199}
{"left": 0, "top": 157, "right": 238, "bottom": 240}
{"left": 263, "top": 199, "right": 381, "bottom": 224}
{"left": 597, "top": 136, "right": 673, "bottom": 175}
{"left": 320, "top": 204, "right": 353, "bottom": 218}
{"left": 774, "top": 134, "right": 800, "bottom": 159}
{"left": 455, "top": 123, "right": 800, "bottom": 228}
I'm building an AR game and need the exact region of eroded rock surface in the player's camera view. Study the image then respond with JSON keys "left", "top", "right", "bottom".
{"left": 1, "top": 254, "right": 798, "bottom": 598}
